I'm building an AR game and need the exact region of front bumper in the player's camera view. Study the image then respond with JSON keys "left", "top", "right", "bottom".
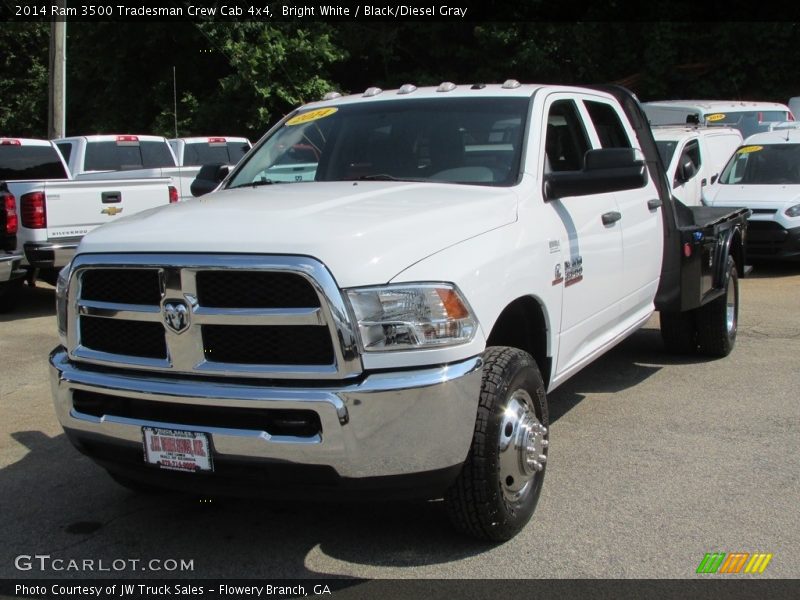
{"left": 0, "top": 252, "right": 25, "bottom": 283}
{"left": 50, "top": 348, "right": 482, "bottom": 495}
{"left": 746, "top": 222, "right": 800, "bottom": 260}
{"left": 23, "top": 241, "right": 78, "bottom": 269}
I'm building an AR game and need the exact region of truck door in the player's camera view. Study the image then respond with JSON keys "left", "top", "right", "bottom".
{"left": 582, "top": 97, "right": 664, "bottom": 326}
{"left": 542, "top": 96, "right": 624, "bottom": 376}
{"left": 670, "top": 139, "right": 703, "bottom": 206}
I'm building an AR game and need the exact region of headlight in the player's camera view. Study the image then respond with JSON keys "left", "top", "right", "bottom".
{"left": 55, "top": 261, "right": 71, "bottom": 345}
{"left": 346, "top": 283, "right": 477, "bottom": 351}
{"left": 785, "top": 204, "right": 800, "bottom": 217}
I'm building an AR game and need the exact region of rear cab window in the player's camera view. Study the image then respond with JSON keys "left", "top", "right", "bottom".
{"left": 0, "top": 143, "right": 69, "bottom": 180}
{"left": 182, "top": 140, "right": 250, "bottom": 166}
{"left": 83, "top": 139, "right": 175, "bottom": 171}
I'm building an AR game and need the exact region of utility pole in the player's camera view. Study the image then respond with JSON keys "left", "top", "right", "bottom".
{"left": 48, "top": 0, "right": 67, "bottom": 139}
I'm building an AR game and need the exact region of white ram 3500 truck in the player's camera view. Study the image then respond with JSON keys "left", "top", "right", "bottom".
{"left": 50, "top": 84, "right": 749, "bottom": 541}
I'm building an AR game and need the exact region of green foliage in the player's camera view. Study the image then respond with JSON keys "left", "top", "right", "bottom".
{"left": 0, "top": 23, "right": 49, "bottom": 137}
{"left": 0, "top": 21, "right": 797, "bottom": 141}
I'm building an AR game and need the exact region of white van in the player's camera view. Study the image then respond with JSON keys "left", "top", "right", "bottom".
{"left": 643, "top": 100, "right": 794, "bottom": 139}
{"left": 652, "top": 125, "right": 742, "bottom": 206}
{"left": 703, "top": 125, "right": 800, "bottom": 260}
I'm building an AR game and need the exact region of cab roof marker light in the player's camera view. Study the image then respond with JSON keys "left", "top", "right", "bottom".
{"left": 322, "top": 91, "right": 342, "bottom": 101}
{"left": 437, "top": 82, "right": 457, "bottom": 92}
{"left": 363, "top": 87, "right": 383, "bottom": 97}
{"left": 471, "top": 84, "right": 486, "bottom": 90}
{"left": 397, "top": 84, "right": 417, "bottom": 95}
{"left": 502, "top": 79, "right": 522, "bottom": 89}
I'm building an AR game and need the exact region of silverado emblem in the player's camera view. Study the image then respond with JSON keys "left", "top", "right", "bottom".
{"left": 163, "top": 300, "right": 190, "bottom": 333}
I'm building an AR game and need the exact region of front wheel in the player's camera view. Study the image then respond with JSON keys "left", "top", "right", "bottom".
{"left": 444, "top": 347, "right": 549, "bottom": 542}
{"left": 696, "top": 255, "right": 739, "bottom": 357}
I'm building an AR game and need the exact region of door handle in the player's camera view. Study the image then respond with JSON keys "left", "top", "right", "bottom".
{"left": 101, "top": 191, "right": 121, "bottom": 204}
{"left": 601, "top": 211, "right": 622, "bottom": 225}
{"left": 647, "top": 198, "right": 662, "bottom": 210}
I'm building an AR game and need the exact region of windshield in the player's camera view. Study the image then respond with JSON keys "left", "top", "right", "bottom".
{"left": 719, "top": 144, "right": 800, "bottom": 184}
{"left": 706, "top": 111, "right": 791, "bottom": 139}
{"left": 228, "top": 97, "right": 529, "bottom": 188}
{"left": 655, "top": 141, "right": 677, "bottom": 169}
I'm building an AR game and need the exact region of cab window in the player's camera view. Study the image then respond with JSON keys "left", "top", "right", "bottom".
{"left": 584, "top": 101, "right": 632, "bottom": 148}
{"left": 544, "top": 100, "right": 591, "bottom": 172}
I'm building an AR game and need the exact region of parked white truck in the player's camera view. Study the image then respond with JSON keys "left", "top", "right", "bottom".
{"left": 55, "top": 134, "right": 201, "bottom": 201}
{"left": 652, "top": 125, "right": 742, "bottom": 206}
{"left": 0, "top": 138, "right": 176, "bottom": 287}
{"left": 50, "top": 84, "right": 749, "bottom": 541}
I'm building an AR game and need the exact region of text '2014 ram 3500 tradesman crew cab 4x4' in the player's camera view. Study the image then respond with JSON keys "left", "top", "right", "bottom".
{"left": 50, "top": 83, "right": 749, "bottom": 541}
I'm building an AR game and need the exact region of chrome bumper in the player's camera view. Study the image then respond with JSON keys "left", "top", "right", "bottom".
{"left": 50, "top": 348, "right": 482, "bottom": 479}
{"left": 0, "top": 253, "right": 24, "bottom": 282}
{"left": 23, "top": 241, "right": 77, "bottom": 269}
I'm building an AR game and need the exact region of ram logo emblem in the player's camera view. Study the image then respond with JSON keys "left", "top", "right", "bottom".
{"left": 163, "top": 300, "right": 190, "bottom": 334}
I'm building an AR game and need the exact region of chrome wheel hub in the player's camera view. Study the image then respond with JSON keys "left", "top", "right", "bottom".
{"left": 726, "top": 281, "right": 736, "bottom": 335}
{"left": 498, "top": 390, "right": 547, "bottom": 503}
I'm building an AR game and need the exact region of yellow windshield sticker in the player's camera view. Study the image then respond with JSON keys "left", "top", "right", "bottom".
{"left": 706, "top": 113, "right": 726, "bottom": 122}
{"left": 738, "top": 145, "right": 763, "bottom": 154}
{"left": 286, "top": 108, "right": 338, "bottom": 126}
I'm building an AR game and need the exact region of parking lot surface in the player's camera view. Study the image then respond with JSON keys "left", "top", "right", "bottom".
{"left": 1, "top": 264, "right": 798, "bottom": 579}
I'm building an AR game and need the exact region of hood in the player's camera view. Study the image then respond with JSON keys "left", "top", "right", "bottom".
{"left": 705, "top": 183, "right": 800, "bottom": 208}
{"left": 77, "top": 181, "right": 519, "bottom": 287}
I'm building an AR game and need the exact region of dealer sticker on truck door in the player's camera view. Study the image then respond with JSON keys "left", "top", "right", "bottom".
{"left": 142, "top": 427, "right": 213, "bottom": 472}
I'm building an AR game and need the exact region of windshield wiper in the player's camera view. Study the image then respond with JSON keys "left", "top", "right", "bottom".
{"left": 358, "top": 174, "right": 402, "bottom": 181}
{"left": 228, "top": 179, "right": 280, "bottom": 190}
{"left": 358, "top": 174, "right": 428, "bottom": 182}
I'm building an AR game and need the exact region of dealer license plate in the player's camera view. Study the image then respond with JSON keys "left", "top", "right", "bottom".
{"left": 142, "top": 427, "right": 213, "bottom": 472}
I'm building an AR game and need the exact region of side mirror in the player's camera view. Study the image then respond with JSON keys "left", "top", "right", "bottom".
{"left": 190, "top": 164, "right": 229, "bottom": 197}
{"left": 675, "top": 159, "right": 697, "bottom": 185}
{"left": 544, "top": 148, "right": 648, "bottom": 201}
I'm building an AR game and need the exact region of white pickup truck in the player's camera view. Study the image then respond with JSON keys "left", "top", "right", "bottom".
{"left": 0, "top": 138, "right": 176, "bottom": 286}
{"left": 50, "top": 83, "right": 749, "bottom": 541}
{"left": 652, "top": 126, "right": 742, "bottom": 206}
{"left": 55, "top": 134, "right": 201, "bottom": 202}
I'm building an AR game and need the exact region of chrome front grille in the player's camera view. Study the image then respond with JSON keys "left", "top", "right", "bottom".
{"left": 67, "top": 254, "right": 361, "bottom": 379}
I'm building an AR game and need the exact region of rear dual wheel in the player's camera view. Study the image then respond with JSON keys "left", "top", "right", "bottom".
{"left": 660, "top": 255, "right": 738, "bottom": 358}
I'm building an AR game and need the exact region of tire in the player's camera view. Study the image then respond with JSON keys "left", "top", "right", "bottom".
{"left": 0, "top": 277, "right": 23, "bottom": 313}
{"left": 696, "top": 255, "right": 738, "bottom": 357}
{"left": 660, "top": 310, "right": 698, "bottom": 354}
{"left": 444, "top": 346, "right": 549, "bottom": 542}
